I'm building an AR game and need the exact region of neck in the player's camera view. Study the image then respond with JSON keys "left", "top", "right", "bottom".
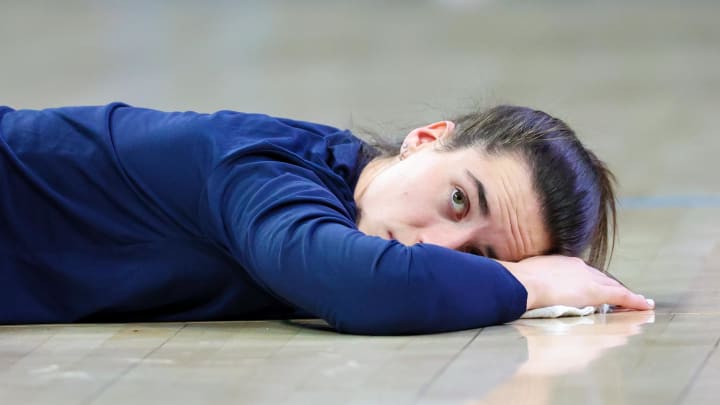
{"left": 353, "top": 155, "right": 396, "bottom": 203}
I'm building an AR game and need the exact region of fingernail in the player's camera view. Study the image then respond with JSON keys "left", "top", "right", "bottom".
{"left": 646, "top": 298, "right": 655, "bottom": 308}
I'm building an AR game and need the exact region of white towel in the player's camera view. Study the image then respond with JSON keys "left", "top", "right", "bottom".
{"left": 520, "top": 299, "right": 654, "bottom": 319}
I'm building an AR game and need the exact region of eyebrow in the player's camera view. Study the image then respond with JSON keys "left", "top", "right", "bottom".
{"left": 464, "top": 170, "right": 490, "bottom": 218}
{"left": 463, "top": 170, "right": 498, "bottom": 260}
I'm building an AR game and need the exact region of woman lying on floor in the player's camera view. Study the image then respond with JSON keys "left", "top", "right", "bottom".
{"left": 0, "top": 103, "right": 653, "bottom": 334}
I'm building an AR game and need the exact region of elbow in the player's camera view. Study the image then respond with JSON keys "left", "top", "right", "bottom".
{"left": 328, "top": 311, "right": 427, "bottom": 336}
{"left": 321, "top": 293, "right": 450, "bottom": 336}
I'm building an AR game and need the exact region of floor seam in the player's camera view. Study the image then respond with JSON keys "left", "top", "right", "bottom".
{"left": 2, "top": 327, "right": 57, "bottom": 370}
{"left": 673, "top": 334, "right": 720, "bottom": 405}
{"left": 80, "top": 324, "right": 188, "bottom": 405}
{"left": 411, "top": 327, "right": 485, "bottom": 403}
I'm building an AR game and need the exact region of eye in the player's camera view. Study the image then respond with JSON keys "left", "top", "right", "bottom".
{"left": 450, "top": 187, "right": 469, "bottom": 218}
{"left": 462, "top": 245, "right": 484, "bottom": 257}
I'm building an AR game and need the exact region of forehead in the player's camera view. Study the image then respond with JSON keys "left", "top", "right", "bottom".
{"left": 451, "top": 148, "right": 550, "bottom": 260}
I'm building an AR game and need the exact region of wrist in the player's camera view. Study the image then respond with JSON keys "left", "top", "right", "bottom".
{"left": 496, "top": 259, "right": 538, "bottom": 310}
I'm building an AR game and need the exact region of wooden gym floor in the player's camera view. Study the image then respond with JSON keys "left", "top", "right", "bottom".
{"left": 1, "top": 1, "right": 718, "bottom": 403}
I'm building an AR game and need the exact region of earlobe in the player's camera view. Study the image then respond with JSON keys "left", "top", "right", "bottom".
{"left": 399, "top": 143, "right": 409, "bottom": 160}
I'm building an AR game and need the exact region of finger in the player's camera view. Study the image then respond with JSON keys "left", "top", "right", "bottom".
{"left": 604, "top": 287, "right": 654, "bottom": 310}
{"left": 594, "top": 273, "right": 622, "bottom": 287}
{"left": 587, "top": 268, "right": 622, "bottom": 287}
{"left": 603, "top": 271, "right": 629, "bottom": 288}
{"left": 585, "top": 266, "right": 627, "bottom": 288}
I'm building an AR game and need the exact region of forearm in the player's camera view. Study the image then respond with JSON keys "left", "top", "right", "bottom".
{"left": 208, "top": 163, "right": 531, "bottom": 334}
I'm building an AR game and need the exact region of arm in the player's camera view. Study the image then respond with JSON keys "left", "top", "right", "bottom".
{"left": 201, "top": 160, "right": 528, "bottom": 335}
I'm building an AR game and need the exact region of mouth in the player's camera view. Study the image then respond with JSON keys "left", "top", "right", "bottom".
{"left": 387, "top": 231, "right": 394, "bottom": 240}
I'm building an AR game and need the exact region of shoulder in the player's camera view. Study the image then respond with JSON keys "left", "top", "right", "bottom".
{"left": 198, "top": 111, "right": 367, "bottom": 206}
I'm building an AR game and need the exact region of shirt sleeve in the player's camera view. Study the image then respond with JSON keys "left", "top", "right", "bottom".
{"left": 201, "top": 156, "right": 529, "bottom": 335}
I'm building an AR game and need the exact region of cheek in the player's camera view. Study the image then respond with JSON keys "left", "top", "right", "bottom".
{"left": 362, "top": 173, "right": 412, "bottom": 219}
{"left": 368, "top": 160, "right": 445, "bottom": 223}
{"left": 402, "top": 188, "right": 449, "bottom": 226}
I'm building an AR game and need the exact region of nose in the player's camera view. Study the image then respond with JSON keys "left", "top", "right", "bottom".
{"left": 417, "top": 226, "right": 473, "bottom": 251}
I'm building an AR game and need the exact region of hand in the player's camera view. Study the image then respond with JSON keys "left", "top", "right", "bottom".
{"left": 497, "top": 255, "right": 654, "bottom": 311}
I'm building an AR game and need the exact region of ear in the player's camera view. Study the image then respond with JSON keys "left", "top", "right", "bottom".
{"left": 400, "top": 121, "right": 456, "bottom": 156}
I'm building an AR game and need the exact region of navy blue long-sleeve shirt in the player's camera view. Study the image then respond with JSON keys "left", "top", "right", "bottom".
{"left": 0, "top": 103, "right": 527, "bottom": 334}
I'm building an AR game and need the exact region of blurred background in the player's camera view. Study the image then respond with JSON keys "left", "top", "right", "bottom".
{"left": 1, "top": 2, "right": 719, "bottom": 403}
{"left": 1, "top": 0, "right": 718, "bottom": 202}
